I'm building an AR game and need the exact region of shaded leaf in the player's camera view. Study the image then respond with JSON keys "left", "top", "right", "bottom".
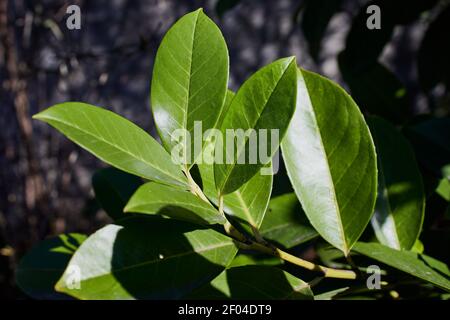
{"left": 187, "top": 265, "right": 314, "bottom": 300}
{"left": 260, "top": 193, "right": 318, "bottom": 249}
{"left": 151, "top": 9, "right": 229, "bottom": 167}
{"left": 55, "top": 217, "right": 238, "bottom": 299}
{"left": 33, "top": 103, "right": 188, "bottom": 187}
{"left": 353, "top": 242, "right": 450, "bottom": 291}
{"left": 316, "top": 245, "right": 348, "bottom": 269}
{"left": 281, "top": 69, "right": 377, "bottom": 255}
{"left": 368, "top": 117, "right": 425, "bottom": 250}
{"left": 342, "top": 0, "right": 438, "bottom": 72}
{"left": 124, "top": 182, "right": 225, "bottom": 225}
{"left": 339, "top": 58, "right": 409, "bottom": 124}
{"left": 301, "top": 0, "right": 343, "bottom": 60}
{"left": 229, "top": 254, "right": 283, "bottom": 268}
{"left": 16, "top": 234, "right": 86, "bottom": 299}
{"left": 403, "top": 118, "right": 450, "bottom": 178}
{"left": 92, "top": 168, "right": 142, "bottom": 221}
{"left": 418, "top": 6, "right": 450, "bottom": 91}
{"left": 214, "top": 57, "right": 298, "bottom": 194}
{"left": 436, "top": 165, "right": 450, "bottom": 201}
{"left": 314, "top": 287, "right": 350, "bottom": 300}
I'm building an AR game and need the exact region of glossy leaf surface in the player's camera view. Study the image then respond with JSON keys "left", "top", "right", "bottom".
{"left": 214, "top": 57, "right": 298, "bottom": 194}
{"left": 368, "top": 117, "right": 425, "bottom": 250}
{"left": 34, "top": 103, "right": 188, "bottom": 187}
{"left": 56, "top": 217, "right": 238, "bottom": 299}
{"left": 125, "top": 182, "right": 225, "bottom": 225}
{"left": 151, "top": 9, "right": 229, "bottom": 167}
{"left": 281, "top": 69, "right": 377, "bottom": 255}
{"left": 199, "top": 133, "right": 273, "bottom": 230}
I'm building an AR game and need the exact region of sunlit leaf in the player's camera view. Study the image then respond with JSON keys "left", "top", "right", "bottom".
{"left": 281, "top": 69, "right": 377, "bottom": 255}
{"left": 214, "top": 57, "right": 298, "bottom": 194}
{"left": 125, "top": 182, "right": 225, "bottom": 225}
{"left": 151, "top": 9, "right": 229, "bottom": 168}
{"left": 33, "top": 103, "right": 188, "bottom": 187}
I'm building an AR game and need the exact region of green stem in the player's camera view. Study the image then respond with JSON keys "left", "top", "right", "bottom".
{"left": 188, "top": 171, "right": 358, "bottom": 280}
{"left": 184, "top": 168, "right": 210, "bottom": 203}
{"left": 246, "top": 241, "right": 357, "bottom": 280}
{"left": 222, "top": 217, "right": 357, "bottom": 279}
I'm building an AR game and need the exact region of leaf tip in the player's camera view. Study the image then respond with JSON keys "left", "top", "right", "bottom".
{"left": 287, "top": 55, "right": 297, "bottom": 65}
{"left": 32, "top": 112, "right": 44, "bottom": 121}
{"left": 54, "top": 278, "right": 65, "bottom": 293}
{"left": 123, "top": 204, "right": 132, "bottom": 213}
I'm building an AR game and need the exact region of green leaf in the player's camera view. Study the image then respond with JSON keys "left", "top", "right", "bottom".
{"left": 368, "top": 117, "right": 425, "bottom": 250}
{"left": 92, "top": 168, "right": 142, "bottom": 221}
{"left": 411, "top": 239, "right": 424, "bottom": 254}
{"left": 214, "top": 57, "right": 298, "bottom": 194}
{"left": 314, "top": 287, "right": 350, "bottom": 300}
{"left": 316, "top": 244, "right": 348, "bottom": 269}
{"left": 260, "top": 193, "right": 318, "bottom": 248}
{"left": 124, "top": 182, "right": 225, "bottom": 225}
{"left": 229, "top": 254, "right": 283, "bottom": 267}
{"left": 151, "top": 9, "right": 229, "bottom": 168}
{"left": 301, "top": 0, "right": 343, "bottom": 60}
{"left": 281, "top": 68, "right": 377, "bottom": 255}
{"left": 187, "top": 265, "right": 314, "bottom": 300}
{"left": 33, "top": 102, "right": 188, "bottom": 187}
{"left": 16, "top": 233, "right": 86, "bottom": 299}
{"left": 55, "top": 216, "right": 238, "bottom": 299}
{"left": 200, "top": 159, "right": 272, "bottom": 230}
{"left": 216, "top": 89, "right": 236, "bottom": 130}
{"left": 437, "top": 165, "right": 450, "bottom": 201}
{"left": 222, "top": 168, "right": 272, "bottom": 230}
{"left": 199, "top": 129, "right": 273, "bottom": 230}
{"left": 353, "top": 242, "right": 450, "bottom": 292}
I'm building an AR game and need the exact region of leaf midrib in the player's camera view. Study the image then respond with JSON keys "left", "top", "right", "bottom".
{"left": 218, "top": 59, "right": 294, "bottom": 192}
{"left": 183, "top": 10, "right": 200, "bottom": 168}
{"left": 234, "top": 190, "right": 257, "bottom": 227}
{"left": 303, "top": 74, "right": 348, "bottom": 254}
{"left": 127, "top": 199, "right": 218, "bottom": 215}
{"left": 37, "top": 114, "right": 186, "bottom": 185}
{"left": 74, "top": 242, "right": 234, "bottom": 283}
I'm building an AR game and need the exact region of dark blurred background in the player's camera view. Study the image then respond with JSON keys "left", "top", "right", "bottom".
{"left": 0, "top": 0, "right": 449, "bottom": 298}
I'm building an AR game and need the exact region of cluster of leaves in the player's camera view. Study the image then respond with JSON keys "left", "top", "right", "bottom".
{"left": 16, "top": 8, "right": 450, "bottom": 300}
